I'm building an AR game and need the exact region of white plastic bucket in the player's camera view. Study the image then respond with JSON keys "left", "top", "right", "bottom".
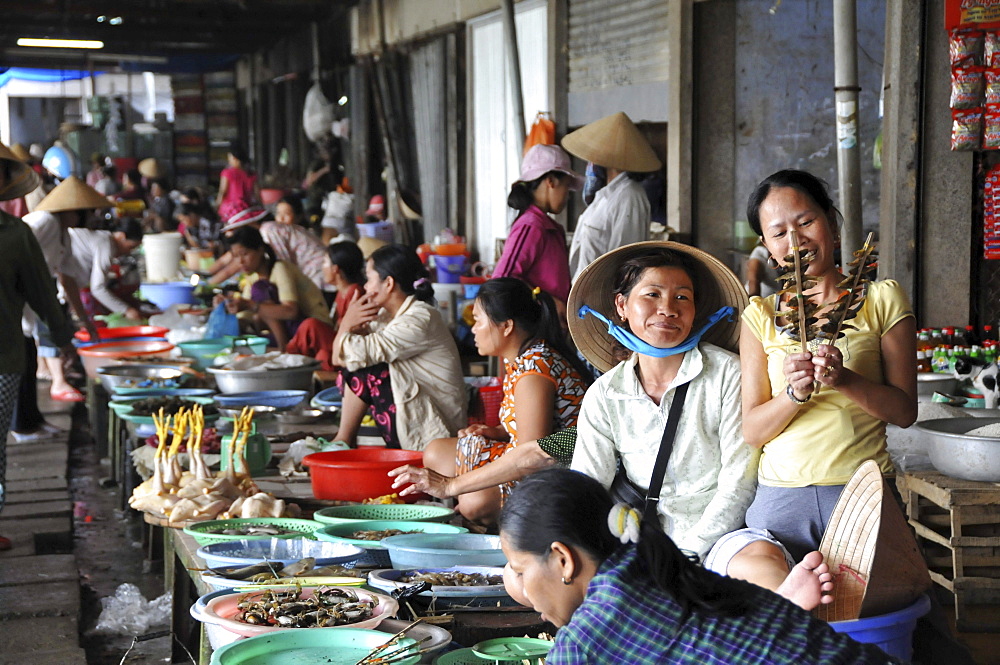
{"left": 143, "top": 232, "right": 183, "bottom": 282}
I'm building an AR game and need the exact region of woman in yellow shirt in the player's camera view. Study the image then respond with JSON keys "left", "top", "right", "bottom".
{"left": 224, "top": 225, "right": 332, "bottom": 351}
{"left": 740, "top": 170, "right": 917, "bottom": 561}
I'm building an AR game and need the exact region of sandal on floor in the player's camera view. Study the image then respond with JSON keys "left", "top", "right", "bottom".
{"left": 50, "top": 387, "right": 85, "bottom": 402}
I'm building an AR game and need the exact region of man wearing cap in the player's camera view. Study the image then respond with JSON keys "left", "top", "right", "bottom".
{"left": 562, "top": 112, "right": 662, "bottom": 281}
{"left": 20, "top": 176, "right": 107, "bottom": 408}
{"left": 0, "top": 143, "right": 77, "bottom": 549}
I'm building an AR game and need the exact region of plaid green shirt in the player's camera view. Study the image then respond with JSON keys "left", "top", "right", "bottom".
{"left": 548, "top": 546, "right": 902, "bottom": 664}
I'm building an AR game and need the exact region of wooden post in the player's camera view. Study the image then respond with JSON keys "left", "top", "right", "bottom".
{"left": 667, "top": 0, "right": 693, "bottom": 239}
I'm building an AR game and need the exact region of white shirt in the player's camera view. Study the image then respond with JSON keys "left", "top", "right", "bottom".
{"left": 568, "top": 173, "right": 650, "bottom": 280}
{"left": 571, "top": 344, "right": 758, "bottom": 557}
{"left": 23, "top": 211, "right": 72, "bottom": 277}
{"left": 65, "top": 228, "right": 131, "bottom": 314}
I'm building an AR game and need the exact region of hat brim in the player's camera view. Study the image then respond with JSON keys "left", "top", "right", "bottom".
{"left": 0, "top": 142, "right": 41, "bottom": 201}
{"left": 567, "top": 241, "right": 749, "bottom": 373}
{"left": 561, "top": 112, "right": 662, "bottom": 173}
{"left": 34, "top": 175, "right": 108, "bottom": 212}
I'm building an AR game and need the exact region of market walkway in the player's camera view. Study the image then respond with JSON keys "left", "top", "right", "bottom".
{"left": 0, "top": 398, "right": 86, "bottom": 665}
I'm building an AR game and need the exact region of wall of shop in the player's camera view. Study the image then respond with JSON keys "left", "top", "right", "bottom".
{"left": 693, "top": 0, "right": 885, "bottom": 261}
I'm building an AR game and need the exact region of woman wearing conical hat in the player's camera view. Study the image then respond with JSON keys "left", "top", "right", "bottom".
{"left": 0, "top": 143, "right": 77, "bottom": 550}
{"left": 561, "top": 112, "right": 662, "bottom": 281}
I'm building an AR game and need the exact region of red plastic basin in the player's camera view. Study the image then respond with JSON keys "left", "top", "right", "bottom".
{"left": 75, "top": 325, "right": 170, "bottom": 342}
{"left": 302, "top": 449, "right": 427, "bottom": 503}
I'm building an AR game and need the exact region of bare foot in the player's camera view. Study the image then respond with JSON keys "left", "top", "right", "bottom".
{"left": 776, "top": 551, "right": 835, "bottom": 611}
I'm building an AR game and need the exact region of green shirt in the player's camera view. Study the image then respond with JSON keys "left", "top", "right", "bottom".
{"left": 0, "top": 211, "right": 74, "bottom": 374}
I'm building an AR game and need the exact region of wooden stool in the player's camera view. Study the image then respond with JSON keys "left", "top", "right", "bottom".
{"left": 897, "top": 471, "right": 1000, "bottom": 631}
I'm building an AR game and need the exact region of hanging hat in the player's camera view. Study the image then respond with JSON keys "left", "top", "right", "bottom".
{"left": 0, "top": 141, "right": 41, "bottom": 201}
{"left": 561, "top": 112, "right": 662, "bottom": 173}
{"left": 518, "top": 144, "right": 584, "bottom": 191}
{"left": 568, "top": 241, "right": 748, "bottom": 373}
{"left": 223, "top": 204, "right": 269, "bottom": 232}
{"left": 35, "top": 176, "right": 110, "bottom": 213}
{"left": 9, "top": 143, "right": 30, "bottom": 163}
{"left": 813, "top": 460, "right": 932, "bottom": 622}
{"left": 138, "top": 157, "right": 166, "bottom": 179}
{"left": 365, "top": 194, "right": 386, "bottom": 217}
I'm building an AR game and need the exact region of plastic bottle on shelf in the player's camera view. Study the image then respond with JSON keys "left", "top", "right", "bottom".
{"left": 917, "top": 331, "right": 933, "bottom": 354}
{"left": 943, "top": 326, "right": 956, "bottom": 346}
{"left": 931, "top": 347, "right": 950, "bottom": 373}
{"left": 984, "top": 325, "right": 996, "bottom": 344}
{"left": 916, "top": 349, "right": 931, "bottom": 373}
{"left": 965, "top": 325, "right": 980, "bottom": 347}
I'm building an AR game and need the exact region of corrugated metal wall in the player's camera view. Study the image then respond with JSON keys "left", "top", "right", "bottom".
{"left": 567, "top": 0, "right": 670, "bottom": 125}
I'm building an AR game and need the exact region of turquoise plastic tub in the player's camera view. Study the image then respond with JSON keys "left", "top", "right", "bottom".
{"left": 177, "top": 336, "right": 268, "bottom": 370}
{"left": 828, "top": 594, "right": 930, "bottom": 660}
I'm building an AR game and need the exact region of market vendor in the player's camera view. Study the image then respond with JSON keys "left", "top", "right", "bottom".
{"left": 330, "top": 244, "right": 466, "bottom": 450}
{"left": 66, "top": 218, "right": 150, "bottom": 321}
{"left": 285, "top": 241, "right": 367, "bottom": 371}
{"left": 562, "top": 112, "right": 661, "bottom": 281}
{"left": 222, "top": 225, "right": 332, "bottom": 351}
{"left": 740, "top": 170, "right": 917, "bottom": 561}
{"left": 209, "top": 202, "right": 327, "bottom": 290}
{"left": 498, "top": 469, "right": 899, "bottom": 664}
{"left": 418, "top": 277, "right": 592, "bottom": 524}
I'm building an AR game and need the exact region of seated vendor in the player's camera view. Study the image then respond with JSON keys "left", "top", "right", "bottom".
{"left": 329, "top": 244, "right": 466, "bottom": 450}
{"left": 419, "top": 277, "right": 591, "bottom": 525}
{"left": 496, "top": 470, "right": 892, "bottom": 664}
{"left": 285, "top": 241, "right": 366, "bottom": 371}
{"left": 222, "top": 225, "right": 332, "bottom": 351}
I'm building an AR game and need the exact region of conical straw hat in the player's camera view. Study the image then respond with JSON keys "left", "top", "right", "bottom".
{"left": 813, "top": 460, "right": 932, "bottom": 622}
{"left": 0, "top": 141, "right": 41, "bottom": 201}
{"left": 138, "top": 157, "right": 166, "bottom": 179}
{"left": 567, "top": 241, "right": 748, "bottom": 373}
{"left": 34, "top": 175, "right": 111, "bottom": 213}
{"left": 9, "top": 143, "right": 30, "bottom": 162}
{"left": 561, "top": 112, "right": 662, "bottom": 173}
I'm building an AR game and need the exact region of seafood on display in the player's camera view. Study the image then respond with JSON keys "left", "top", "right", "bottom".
{"left": 351, "top": 529, "right": 419, "bottom": 541}
{"left": 234, "top": 587, "right": 376, "bottom": 628}
{"left": 397, "top": 571, "right": 503, "bottom": 587}
{"left": 200, "top": 524, "right": 297, "bottom": 536}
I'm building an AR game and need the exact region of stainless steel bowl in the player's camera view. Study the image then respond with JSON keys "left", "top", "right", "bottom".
{"left": 916, "top": 373, "right": 960, "bottom": 400}
{"left": 207, "top": 361, "right": 320, "bottom": 393}
{"left": 274, "top": 408, "right": 338, "bottom": 425}
{"left": 913, "top": 417, "right": 1000, "bottom": 481}
{"left": 96, "top": 364, "right": 187, "bottom": 391}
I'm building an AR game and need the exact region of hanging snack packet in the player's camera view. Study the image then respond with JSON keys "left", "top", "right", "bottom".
{"left": 952, "top": 65, "right": 986, "bottom": 109}
{"left": 987, "top": 32, "right": 1000, "bottom": 68}
{"left": 952, "top": 108, "right": 982, "bottom": 151}
{"left": 985, "top": 105, "right": 1000, "bottom": 150}
{"left": 987, "top": 68, "right": 1000, "bottom": 105}
{"left": 951, "top": 28, "right": 984, "bottom": 67}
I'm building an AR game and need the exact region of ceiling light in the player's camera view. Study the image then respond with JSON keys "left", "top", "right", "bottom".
{"left": 97, "top": 15, "right": 107, "bottom": 22}
{"left": 109, "top": 17, "right": 123, "bottom": 26}
{"left": 17, "top": 38, "right": 104, "bottom": 49}
{"left": 338, "top": 95, "right": 348, "bottom": 106}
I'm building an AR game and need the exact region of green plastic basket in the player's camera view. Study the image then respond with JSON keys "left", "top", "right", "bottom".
{"left": 433, "top": 648, "right": 528, "bottom": 665}
{"left": 183, "top": 518, "right": 324, "bottom": 547}
{"left": 313, "top": 504, "right": 456, "bottom": 526}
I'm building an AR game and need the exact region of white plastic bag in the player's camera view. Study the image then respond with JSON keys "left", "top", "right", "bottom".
{"left": 303, "top": 83, "right": 335, "bottom": 142}
{"left": 93, "top": 583, "right": 172, "bottom": 636}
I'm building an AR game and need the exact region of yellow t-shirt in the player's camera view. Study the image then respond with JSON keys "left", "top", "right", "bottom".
{"left": 742, "top": 279, "right": 913, "bottom": 487}
{"left": 241, "top": 260, "right": 333, "bottom": 325}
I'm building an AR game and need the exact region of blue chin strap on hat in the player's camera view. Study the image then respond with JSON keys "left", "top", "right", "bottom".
{"left": 577, "top": 305, "right": 736, "bottom": 358}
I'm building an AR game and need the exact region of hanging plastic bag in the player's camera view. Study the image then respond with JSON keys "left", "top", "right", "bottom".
{"left": 205, "top": 301, "right": 240, "bottom": 338}
{"left": 523, "top": 111, "right": 555, "bottom": 156}
{"left": 303, "top": 83, "right": 335, "bottom": 142}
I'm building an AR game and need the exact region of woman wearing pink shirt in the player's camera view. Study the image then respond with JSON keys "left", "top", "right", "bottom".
{"left": 492, "top": 145, "right": 582, "bottom": 309}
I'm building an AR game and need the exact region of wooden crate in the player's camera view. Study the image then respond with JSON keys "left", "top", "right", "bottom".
{"left": 897, "top": 471, "right": 1000, "bottom": 631}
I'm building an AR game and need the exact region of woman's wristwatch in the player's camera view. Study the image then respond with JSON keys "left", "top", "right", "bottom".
{"left": 786, "top": 383, "right": 811, "bottom": 404}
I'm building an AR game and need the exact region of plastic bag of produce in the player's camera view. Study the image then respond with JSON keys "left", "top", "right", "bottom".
{"left": 205, "top": 301, "right": 240, "bottom": 338}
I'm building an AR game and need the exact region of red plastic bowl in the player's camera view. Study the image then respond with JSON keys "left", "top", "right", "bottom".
{"left": 302, "top": 449, "right": 427, "bottom": 503}
{"left": 75, "top": 325, "right": 170, "bottom": 342}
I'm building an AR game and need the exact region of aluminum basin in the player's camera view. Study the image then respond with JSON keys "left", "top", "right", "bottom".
{"left": 913, "top": 417, "right": 1000, "bottom": 482}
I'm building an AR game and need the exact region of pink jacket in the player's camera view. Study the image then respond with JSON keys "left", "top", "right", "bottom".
{"left": 492, "top": 205, "right": 571, "bottom": 302}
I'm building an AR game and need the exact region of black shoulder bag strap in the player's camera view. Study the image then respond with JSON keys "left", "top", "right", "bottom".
{"left": 642, "top": 381, "right": 690, "bottom": 524}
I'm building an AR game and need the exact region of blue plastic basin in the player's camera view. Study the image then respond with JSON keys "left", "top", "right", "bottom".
{"left": 829, "top": 594, "right": 930, "bottom": 661}
{"left": 381, "top": 533, "right": 506, "bottom": 569}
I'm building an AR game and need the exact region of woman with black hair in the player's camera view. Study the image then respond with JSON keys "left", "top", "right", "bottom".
{"left": 414, "top": 277, "right": 592, "bottom": 524}
{"left": 330, "top": 244, "right": 465, "bottom": 450}
{"left": 216, "top": 143, "right": 259, "bottom": 222}
{"left": 500, "top": 469, "right": 899, "bottom": 664}
{"left": 492, "top": 145, "right": 581, "bottom": 307}
{"left": 285, "top": 241, "right": 366, "bottom": 370}
{"left": 223, "top": 225, "right": 331, "bottom": 351}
